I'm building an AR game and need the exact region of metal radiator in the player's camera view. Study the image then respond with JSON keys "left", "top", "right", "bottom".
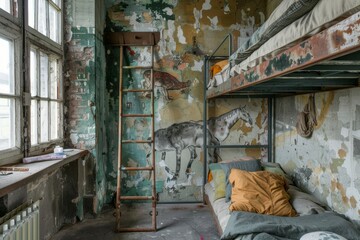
{"left": 0, "top": 201, "right": 40, "bottom": 240}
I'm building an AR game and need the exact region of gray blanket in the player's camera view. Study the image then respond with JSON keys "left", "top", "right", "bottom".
{"left": 221, "top": 211, "right": 360, "bottom": 240}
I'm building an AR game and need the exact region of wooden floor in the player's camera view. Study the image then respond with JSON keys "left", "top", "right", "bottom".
{"left": 51, "top": 204, "right": 220, "bottom": 240}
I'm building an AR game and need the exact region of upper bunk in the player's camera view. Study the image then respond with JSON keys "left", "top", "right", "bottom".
{"left": 206, "top": 0, "right": 360, "bottom": 99}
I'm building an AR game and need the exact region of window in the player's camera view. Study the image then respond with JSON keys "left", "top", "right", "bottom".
{"left": 0, "top": 0, "right": 63, "bottom": 165}
{"left": 30, "top": 47, "right": 62, "bottom": 146}
{"left": 0, "top": 0, "right": 18, "bottom": 17}
{"left": 0, "top": 36, "right": 17, "bottom": 151}
{"left": 28, "top": 0, "right": 62, "bottom": 43}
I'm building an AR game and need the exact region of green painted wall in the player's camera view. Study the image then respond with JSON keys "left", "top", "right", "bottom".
{"left": 64, "top": 0, "right": 107, "bottom": 213}
{"left": 104, "top": 0, "right": 266, "bottom": 202}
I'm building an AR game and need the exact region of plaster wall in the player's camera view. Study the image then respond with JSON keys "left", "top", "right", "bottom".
{"left": 104, "top": 0, "right": 266, "bottom": 202}
{"left": 64, "top": 0, "right": 107, "bottom": 212}
{"left": 0, "top": 161, "right": 82, "bottom": 240}
{"left": 275, "top": 87, "right": 360, "bottom": 225}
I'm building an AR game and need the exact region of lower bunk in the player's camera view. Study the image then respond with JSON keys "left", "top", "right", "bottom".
{"left": 204, "top": 160, "right": 360, "bottom": 240}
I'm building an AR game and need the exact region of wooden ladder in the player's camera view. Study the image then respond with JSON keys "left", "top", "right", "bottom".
{"left": 114, "top": 32, "right": 159, "bottom": 232}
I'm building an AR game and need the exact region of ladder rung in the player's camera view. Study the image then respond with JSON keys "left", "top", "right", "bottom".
{"left": 123, "top": 89, "right": 152, "bottom": 93}
{"left": 120, "top": 196, "right": 154, "bottom": 201}
{"left": 121, "top": 166, "right": 153, "bottom": 171}
{"left": 122, "top": 66, "right": 152, "bottom": 69}
{"left": 117, "top": 227, "right": 156, "bottom": 232}
{"left": 122, "top": 114, "right": 153, "bottom": 117}
{"left": 122, "top": 140, "right": 153, "bottom": 144}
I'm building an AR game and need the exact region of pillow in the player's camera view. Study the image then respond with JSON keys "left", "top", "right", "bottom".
{"left": 261, "top": 161, "right": 294, "bottom": 185}
{"left": 300, "top": 231, "right": 347, "bottom": 240}
{"left": 230, "top": 0, "right": 320, "bottom": 63}
{"left": 210, "top": 60, "right": 228, "bottom": 78}
{"left": 220, "top": 159, "right": 262, "bottom": 202}
{"left": 287, "top": 185, "right": 326, "bottom": 215}
{"left": 208, "top": 163, "right": 226, "bottom": 200}
{"left": 229, "top": 169, "right": 297, "bottom": 216}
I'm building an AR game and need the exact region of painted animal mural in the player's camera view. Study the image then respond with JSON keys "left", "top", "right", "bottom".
{"left": 141, "top": 70, "right": 191, "bottom": 101}
{"left": 155, "top": 106, "right": 253, "bottom": 193}
{"left": 154, "top": 121, "right": 219, "bottom": 179}
{"left": 206, "top": 106, "right": 253, "bottom": 142}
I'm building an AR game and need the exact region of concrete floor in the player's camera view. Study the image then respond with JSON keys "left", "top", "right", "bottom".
{"left": 51, "top": 204, "right": 220, "bottom": 240}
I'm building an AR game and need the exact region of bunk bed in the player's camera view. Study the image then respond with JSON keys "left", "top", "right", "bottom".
{"left": 203, "top": 0, "right": 360, "bottom": 239}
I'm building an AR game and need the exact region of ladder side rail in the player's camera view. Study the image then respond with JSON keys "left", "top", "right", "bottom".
{"left": 116, "top": 46, "right": 124, "bottom": 231}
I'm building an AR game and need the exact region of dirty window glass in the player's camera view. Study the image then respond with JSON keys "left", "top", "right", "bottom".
{"left": 28, "top": 0, "right": 62, "bottom": 44}
{"left": 0, "top": 0, "right": 18, "bottom": 17}
{"left": 0, "top": 36, "right": 16, "bottom": 151}
{"left": 30, "top": 47, "right": 62, "bottom": 146}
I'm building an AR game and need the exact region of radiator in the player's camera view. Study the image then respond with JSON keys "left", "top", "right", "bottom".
{"left": 0, "top": 201, "right": 40, "bottom": 240}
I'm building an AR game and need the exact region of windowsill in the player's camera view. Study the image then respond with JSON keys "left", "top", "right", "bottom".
{"left": 0, "top": 149, "right": 89, "bottom": 198}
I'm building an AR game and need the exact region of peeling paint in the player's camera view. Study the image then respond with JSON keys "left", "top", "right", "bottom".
{"left": 276, "top": 89, "right": 360, "bottom": 224}
{"left": 177, "top": 26, "right": 186, "bottom": 44}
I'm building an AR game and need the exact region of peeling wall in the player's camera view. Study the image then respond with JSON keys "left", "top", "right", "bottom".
{"left": 0, "top": 161, "right": 82, "bottom": 240}
{"left": 104, "top": 0, "right": 266, "bottom": 202}
{"left": 275, "top": 87, "right": 360, "bottom": 225}
{"left": 64, "top": 0, "right": 107, "bottom": 213}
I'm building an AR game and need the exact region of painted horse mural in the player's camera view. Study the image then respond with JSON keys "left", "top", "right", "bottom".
{"left": 206, "top": 106, "right": 253, "bottom": 142}
{"left": 154, "top": 106, "right": 253, "bottom": 192}
{"left": 154, "top": 121, "right": 220, "bottom": 180}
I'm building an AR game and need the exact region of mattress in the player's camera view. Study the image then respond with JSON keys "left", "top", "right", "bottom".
{"left": 205, "top": 183, "right": 230, "bottom": 233}
{"left": 208, "top": 0, "right": 360, "bottom": 89}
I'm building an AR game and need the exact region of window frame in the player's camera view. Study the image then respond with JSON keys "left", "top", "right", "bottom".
{"left": 0, "top": 0, "right": 64, "bottom": 165}
{"left": 29, "top": 45, "right": 63, "bottom": 151}
{"left": 0, "top": 16, "right": 23, "bottom": 165}
{"left": 26, "top": 0, "right": 64, "bottom": 156}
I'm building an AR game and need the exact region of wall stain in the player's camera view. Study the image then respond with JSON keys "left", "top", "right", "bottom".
{"left": 330, "top": 158, "right": 345, "bottom": 173}
{"left": 350, "top": 196, "right": 357, "bottom": 208}
{"left": 336, "top": 182, "right": 349, "bottom": 206}
{"left": 338, "top": 149, "right": 347, "bottom": 159}
{"left": 314, "top": 92, "right": 335, "bottom": 129}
